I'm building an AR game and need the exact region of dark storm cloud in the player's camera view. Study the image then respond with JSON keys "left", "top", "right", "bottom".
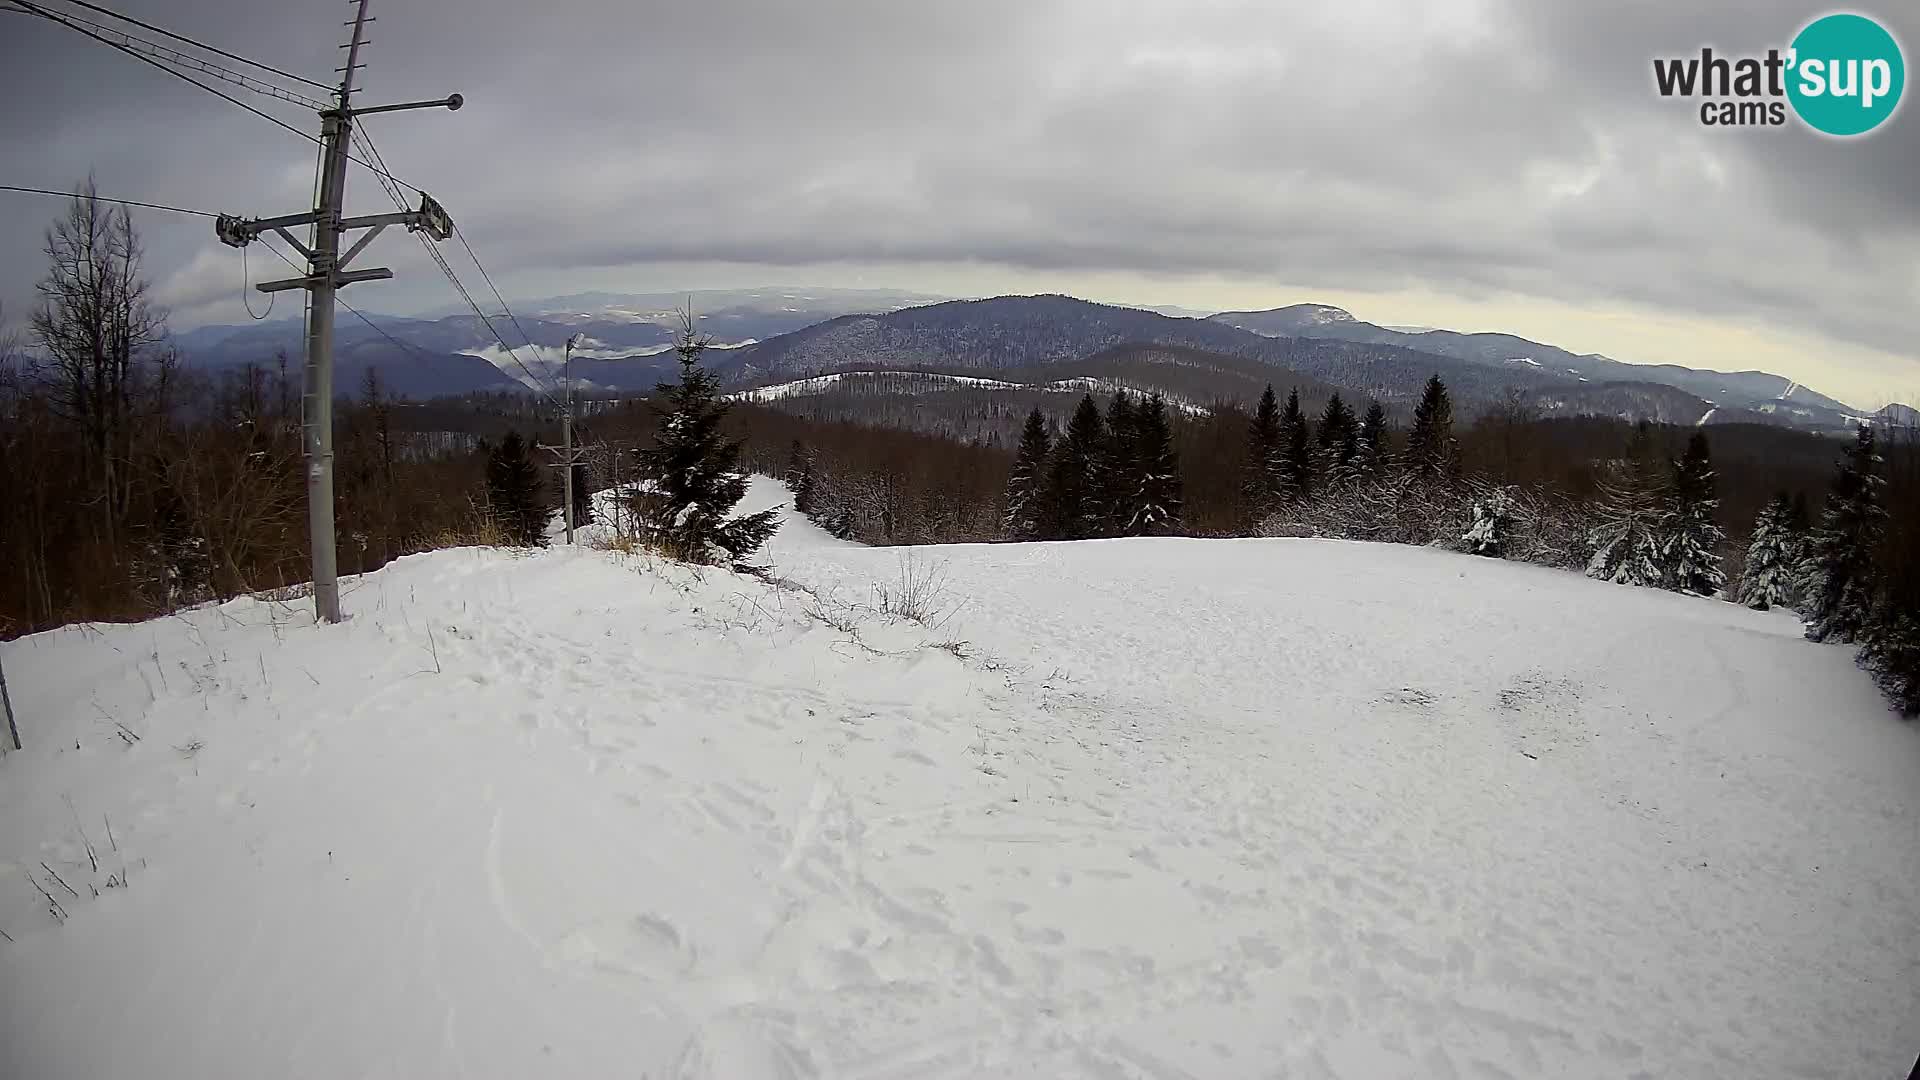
{"left": 1, "top": 0, "right": 1914, "bottom": 378}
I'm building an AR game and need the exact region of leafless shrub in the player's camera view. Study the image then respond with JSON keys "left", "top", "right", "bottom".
{"left": 874, "top": 552, "right": 962, "bottom": 629}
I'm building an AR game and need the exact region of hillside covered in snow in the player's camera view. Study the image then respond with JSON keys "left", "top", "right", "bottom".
{"left": 2, "top": 480, "right": 1916, "bottom": 1078}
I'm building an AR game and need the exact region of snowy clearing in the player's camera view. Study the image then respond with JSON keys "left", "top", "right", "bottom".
{"left": 2, "top": 478, "right": 1916, "bottom": 1079}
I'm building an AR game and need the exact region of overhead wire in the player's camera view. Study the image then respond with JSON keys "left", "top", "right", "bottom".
{"left": 25, "top": 0, "right": 333, "bottom": 91}
{"left": 10, "top": 0, "right": 419, "bottom": 194}
{"left": 3, "top": 4, "right": 329, "bottom": 109}
{"left": 351, "top": 125, "right": 562, "bottom": 406}
{"left": 240, "top": 245, "right": 274, "bottom": 320}
{"left": 0, "top": 183, "right": 216, "bottom": 217}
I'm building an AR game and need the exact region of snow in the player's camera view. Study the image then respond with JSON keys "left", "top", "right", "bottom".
{"left": 1503, "top": 357, "right": 1542, "bottom": 367}
{"left": 1696, "top": 408, "right": 1717, "bottom": 426}
{"left": 3, "top": 478, "right": 1918, "bottom": 1078}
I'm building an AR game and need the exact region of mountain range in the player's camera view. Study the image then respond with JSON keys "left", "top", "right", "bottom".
{"left": 166, "top": 288, "right": 1907, "bottom": 436}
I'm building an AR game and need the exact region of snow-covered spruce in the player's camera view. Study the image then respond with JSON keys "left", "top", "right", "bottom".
{"left": 629, "top": 328, "right": 779, "bottom": 565}
{"left": 1804, "top": 424, "right": 1886, "bottom": 644}
{"left": 1586, "top": 421, "right": 1668, "bottom": 589}
{"left": 1461, "top": 485, "right": 1517, "bottom": 558}
{"left": 1738, "top": 494, "right": 1805, "bottom": 611}
{"left": 1660, "top": 431, "right": 1726, "bottom": 597}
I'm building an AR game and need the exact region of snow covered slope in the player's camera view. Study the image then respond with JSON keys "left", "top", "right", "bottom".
{"left": 2, "top": 479, "right": 1917, "bottom": 1079}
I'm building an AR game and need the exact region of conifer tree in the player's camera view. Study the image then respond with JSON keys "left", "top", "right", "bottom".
{"left": 1586, "top": 421, "right": 1667, "bottom": 587}
{"left": 1660, "top": 430, "right": 1726, "bottom": 595}
{"left": 1003, "top": 408, "right": 1052, "bottom": 540}
{"left": 785, "top": 439, "right": 817, "bottom": 516}
{"left": 631, "top": 324, "right": 779, "bottom": 564}
{"left": 485, "top": 429, "right": 549, "bottom": 547}
{"left": 1804, "top": 424, "right": 1885, "bottom": 643}
{"left": 1405, "top": 375, "right": 1457, "bottom": 481}
{"left": 571, "top": 461, "right": 594, "bottom": 526}
{"left": 1462, "top": 486, "right": 1517, "bottom": 558}
{"left": 1739, "top": 494, "right": 1802, "bottom": 610}
{"left": 1043, "top": 394, "right": 1106, "bottom": 539}
{"left": 1242, "top": 384, "right": 1285, "bottom": 523}
{"left": 1861, "top": 599, "right": 1920, "bottom": 716}
{"left": 1355, "top": 398, "right": 1390, "bottom": 480}
{"left": 1125, "top": 393, "right": 1182, "bottom": 535}
{"left": 1101, "top": 390, "right": 1140, "bottom": 535}
{"left": 1787, "top": 491, "right": 1812, "bottom": 533}
{"left": 1316, "top": 392, "right": 1360, "bottom": 486}
{"left": 1277, "top": 387, "right": 1314, "bottom": 502}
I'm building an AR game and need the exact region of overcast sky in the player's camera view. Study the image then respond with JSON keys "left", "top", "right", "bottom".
{"left": 1, "top": 0, "right": 1915, "bottom": 406}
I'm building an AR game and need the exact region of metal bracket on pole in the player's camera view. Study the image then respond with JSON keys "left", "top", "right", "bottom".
{"left": 338, "top": 222, "right": 387, "bottom": 268}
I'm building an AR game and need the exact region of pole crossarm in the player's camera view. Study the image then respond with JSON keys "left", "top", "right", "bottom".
{"left": 215, "top": 192, "right": 451, "bottom": 252}
{"left": 255, "top": 266, "right": 392, "bottom": 294}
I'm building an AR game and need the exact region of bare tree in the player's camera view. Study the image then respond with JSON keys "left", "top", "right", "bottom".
{"left": 29, "top": 180, "right": 173, "bottom": 548}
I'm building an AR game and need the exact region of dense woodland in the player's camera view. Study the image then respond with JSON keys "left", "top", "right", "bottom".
{"left": 1, "top": 191, "right": 1915, "bottom": 714}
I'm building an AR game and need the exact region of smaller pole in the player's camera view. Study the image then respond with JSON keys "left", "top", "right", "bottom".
{"left": 610, "top": 441, "right": 623, "bottom": 540}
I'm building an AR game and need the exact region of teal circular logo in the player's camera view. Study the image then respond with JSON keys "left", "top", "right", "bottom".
{"left": 1787, "top": 13, "right": 1905, "bottom": 136}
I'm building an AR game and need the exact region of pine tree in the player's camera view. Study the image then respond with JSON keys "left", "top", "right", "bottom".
{"left": 1739, "top": 495, "right": 1803, "bottom": 610}
{"left": 1101, "top": 391, "right": 1140, "bottom": 535}
{"left": 1003, "top": 408, "right": 1052, "bottom": 540}
{"left": 1242, "top": 384, "right": 1285, "bottom": 523}
{"left": 1277, "top": 388, "right": 1314, "bottom": 501}
{"left": 1660, "top": 430, "right": 1726, "bottom": 595}
{"left": 1043, "top": 394, "right": 1106, "bottom": 539}
{"left": 785, "top": 439, "right": 817, "bottom": 516}
{"left": 1405, "top": 375, "right": 1457, "bottom": 481}
{"left": 1804, "top": 424, "right": 1885, "bottom": 644}
{"left": 485, "top": 430, "right": 549, "bottom": 547}
{"left": 1125, "top": 393, "right": 1183, "bottom": 535}
{"left": 1316, "top": 392, "right": 1360, "bottom": 486}
{"left": 631, "top": 326, "right": 779, "bottom": 564}
{"left": 1462, "top": 486, "right": 1517, "bottom": 558}
{"left": 1355, "top": 398, "right": 1390, "bottom": 480}
{"left": 1861, "top": 600, "right": 1920, "bottom": 717}
{"left": 1586, "top": 421, "right": 1667, "bottom": 587}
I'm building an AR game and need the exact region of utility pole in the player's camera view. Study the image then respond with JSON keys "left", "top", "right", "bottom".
{"left": 541, "top": 334, "right": 586, "bottom": 545}
{"left": 213, "top": 0, "right": 461, "bottom": 623}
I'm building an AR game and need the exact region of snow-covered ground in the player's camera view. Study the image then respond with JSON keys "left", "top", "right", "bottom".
{"left": 3, "top": 479, "right": 1917, "bottom": 1079}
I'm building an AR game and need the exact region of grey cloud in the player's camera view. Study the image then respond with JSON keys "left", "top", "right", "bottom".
{"left": 1, "top": 0, "right": 1915, "bottom": 395}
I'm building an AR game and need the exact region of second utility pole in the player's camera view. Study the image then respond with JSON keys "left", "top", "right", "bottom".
{"left": 542, "top": 334, "right": 585, "bottom": 545}
{"left": 214, "top": 0, "right": 462, "bottom": 623}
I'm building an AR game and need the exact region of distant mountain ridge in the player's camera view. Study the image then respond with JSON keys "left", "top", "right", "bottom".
{"left": 162, "top": 289, "right": 1899, "bottom": 436}
{"left": 719, "top": 294, "right": 1875, "bottom": 434}
{"left": 1208, "top": 304, "right": 1862, "bottom": 426}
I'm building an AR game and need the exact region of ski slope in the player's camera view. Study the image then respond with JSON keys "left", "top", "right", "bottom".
{"left": 2, "top": 478, "right": 1916, "bottom": 1079}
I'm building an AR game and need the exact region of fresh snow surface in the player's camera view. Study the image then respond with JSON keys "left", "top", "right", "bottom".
{"left": 3, "top": 477, "right": 1918, "bottom": 1079}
